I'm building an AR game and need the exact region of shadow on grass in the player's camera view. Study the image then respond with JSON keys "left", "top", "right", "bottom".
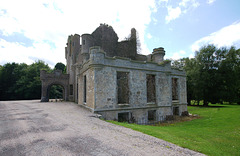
{"left": 189, "top": 105, "right": 225, "bottom": 108}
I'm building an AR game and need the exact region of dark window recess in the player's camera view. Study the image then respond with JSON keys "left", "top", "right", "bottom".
{"left": 83, "top": 75, "right": 87, "bottom": 103}
{"left": 148, "top": 110, "right": 156, "bottom": 121}
{"left": 83, "top": 40, "right": 86, "bottom": 45}
{"left": 147, "top": 74, "right": 156, "bottom": 103}
{"left": 117, "top": 72, "right": 129, "bottom": 104}
{"left": 172, "top": 78, "right": 178, "bottom": 100}
{"left": 70, "top": 84, "right": 73, "bottom": 95}
{"left": 118, "top": 112, "right": 129, "bottom": 122}
{"left": 173, "top": 107, "right": 179, "bottom": 115}
{"left": 77, "top": 83, "right": 78, "bottom": 100}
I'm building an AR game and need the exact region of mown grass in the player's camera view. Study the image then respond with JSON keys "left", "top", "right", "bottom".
{"left": 108, "top": 104, "right": 240, "bottom": 156}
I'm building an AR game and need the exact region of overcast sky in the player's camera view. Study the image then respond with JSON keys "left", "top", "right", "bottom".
{"left": 0, "top": 0, "right": 240, "bottom": 67}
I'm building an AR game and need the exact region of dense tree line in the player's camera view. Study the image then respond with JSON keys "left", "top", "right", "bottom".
{"left": 173, "top": 45, "right": 240, "bottom": 106}
{"left": 0, "top": 61, "right": 65, "bottom": 101}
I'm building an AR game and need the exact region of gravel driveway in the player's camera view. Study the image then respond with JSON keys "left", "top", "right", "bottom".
{"left": 0, "top": 100, "right": 204, "bottom": 156}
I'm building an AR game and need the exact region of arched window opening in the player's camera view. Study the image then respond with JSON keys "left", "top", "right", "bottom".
{"left": 49, "top": 84, "right": 64, "bottom": 102}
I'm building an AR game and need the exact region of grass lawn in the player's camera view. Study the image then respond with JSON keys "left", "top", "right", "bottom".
{"left": 108, "top": 104, "right": 240, "bottom": 156}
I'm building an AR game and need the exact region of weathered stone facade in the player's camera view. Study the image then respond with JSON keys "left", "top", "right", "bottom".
{"left": 42, "top": 24, "right": 187, "bottom": 124}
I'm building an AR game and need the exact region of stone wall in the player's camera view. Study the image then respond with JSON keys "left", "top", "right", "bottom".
{"left": 95, "top": 67, "right": 117, "bottom": 109}
{"left": 78, "top": 68, "right": 95, "bottom": 110}
{"left": 77, "top": 47, "right": 187, "bottom": 122}
{"left": 93, "top": 67, "right": 175, "bottom": 110}
{"left": 117, "top": 40, "right": 137, "bottom": 60}
{"left": 40, "top": 70, "right": 69, "bottom": 102}
{"left": 91, "top": 24, "right": 118, "bottom": 57}
{"left": 65, "top": 34, "right": 81, "bottom": 102}
{"left": 63, "top": 25, "right": 188, "bottom": 122}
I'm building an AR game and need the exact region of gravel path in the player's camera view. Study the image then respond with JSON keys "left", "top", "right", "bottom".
{"left": 0, "top": 100, "right": 205, "bottom": 156}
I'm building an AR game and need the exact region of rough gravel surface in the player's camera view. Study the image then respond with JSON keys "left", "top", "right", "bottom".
{"left": 0, "top": 100, "right": 205, "bottom": 156}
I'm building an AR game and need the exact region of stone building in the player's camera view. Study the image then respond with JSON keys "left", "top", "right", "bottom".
{"left": 41, "top": 24, "right": 188, "bottom": 124}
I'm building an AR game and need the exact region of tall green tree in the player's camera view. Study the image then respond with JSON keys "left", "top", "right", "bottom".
{"left": 0, "top": 63, "right": 29, "bottom": 100}
{"left": 16, "top": 60, "right": 51, "bottom": 99}
{"left": 218, "top": 47, "right": 240, "bottom": 104}
{"left": 173, "top": 44, "right": 240, "bottom": 106}
{"left": 195, "top": 45, "right": 222, "bottom": 105}
{"left": 54, "top": 62, "right": 66, "bottom": 73}
{"left": 0, "top": 61, "right": 51, "bottom": 100}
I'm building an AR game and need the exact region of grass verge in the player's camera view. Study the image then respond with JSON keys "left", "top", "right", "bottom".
{"left": 108, "top": 104, "right": 240, "bottom": 156}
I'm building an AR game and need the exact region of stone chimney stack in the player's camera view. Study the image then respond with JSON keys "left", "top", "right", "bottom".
{"left": 130, "top": 28, "right": 136, "bottom": 40}
{"left": 152, "top": 47, "right": 165, "bottom": 64}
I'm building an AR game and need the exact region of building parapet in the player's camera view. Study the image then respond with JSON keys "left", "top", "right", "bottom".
{"left": 40, "top": 70, "right": 69, "bottom": 80}
{"left": 78, "top": 46, "right": 186, "bottom": 76}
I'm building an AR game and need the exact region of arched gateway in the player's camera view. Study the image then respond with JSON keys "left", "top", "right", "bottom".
{"left": 40, "top": 70, "right": 69, "bottom": 102}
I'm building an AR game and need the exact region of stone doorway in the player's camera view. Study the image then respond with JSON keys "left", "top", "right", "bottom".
{"left": 49, "top": 84, "right": 64, "bottom": 101}
{"left": 40, "top": 70, "right": 69, "bottom": 102}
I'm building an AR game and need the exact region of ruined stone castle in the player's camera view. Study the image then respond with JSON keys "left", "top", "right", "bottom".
{"left": 41, "top": 24, "right": 187, "bottom": 123}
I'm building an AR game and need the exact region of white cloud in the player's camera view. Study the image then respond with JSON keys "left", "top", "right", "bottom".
{"left": 152, "top": 17, "right": 158, "bottom": 24}
{"left": 169, "top": 50, "right": 186, "bottom": 60}
{"left": 180, "top": 50, "right": 186, "bottom": 54}
{"left": 189, "top": 54, "right": 194, "bottom": 58}
{"left": 0, "top": 38, "right": 65, "bottom": 67}
{"left": 207, "top": 0, "right": 216, "bottom": 5}
{"left": 179, "top": 0, "right": 200, "bottom": 8}
{"left": 147, "top": 33, "right": 153, "bottom": 39}
{"left": 164, "top": 0, "right": 199, "bottom": 23}
{"left": 158, "top": 0, "right": 169, "bottom": 6}
{"left": 172, "top": 53, "right": 181, "bottom": 60}
{"left": 179, "top": 0, "right": 191, "bottom": 7}
{"left": 165, "top": 6, "right": 182, "bottom": 23}
{"left": 0, "top": 0, "right": 157, "bottom": 66}
{"left": 192, "top": 2, "right": 200, "bottom": 8}
{"left": 191, "top": 21, "right": 240, "bottom": 52}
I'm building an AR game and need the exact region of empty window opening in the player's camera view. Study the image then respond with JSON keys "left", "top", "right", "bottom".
{"left": 117, "top": 72, "right": 129, "bottom": 104}
{"left": 118, "top": 112, "right": 129, "bottom": 122}
{"left": 83, "top": 40, "right": 86, "bottom": 45}
{"left": 49, "top": 85, "right": 63, "bottom": 100}
{"left": 147, "top": 74, "right": 156, "bottom": 103}
{"left": 173, "top": 107, "right": 179, "bottom": 115}
{"left": 172, "top": 78, "right": 179, "bottom": 100}
{"left": 70, "top": 84, "right": 73, "bottom": 95}
{"left": 148, "top": 110, "right": 156, "bottom": 121}
{"left": 77, "top": 83, "right": 78, "bottom": 100}
{"left": 83, "top": 75, "right": 87, "bottom": 103}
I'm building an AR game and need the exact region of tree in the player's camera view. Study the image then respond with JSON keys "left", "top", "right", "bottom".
{"left": 0, "top": 61, "right": 51, "bottom": 100}
{"left": 0, "top": 63, "right": 22, "bottom": 100}
{"left": 49, "top": 85, "right": 63, "bottom": 99}
{"left": 172, "top": 58, "right": 199, "bottom": 105}
{"left": 172, "top": 44, "right": 240, "bottom": 106}
{"left": 16, "top": 60, "right": 51, "bottom": 99}
{"left": 54, "top": 62, "right": 66, "bottom": 73}
{"left": 218, "top": 47, "right": 240, "bottom": 104}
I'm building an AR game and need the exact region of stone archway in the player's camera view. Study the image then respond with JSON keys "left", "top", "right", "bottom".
{"left": 47, "top": 83, "right": 65, "bottom": 101}
{"left": 40, "top": 70, "right": 69, "bottom": 102}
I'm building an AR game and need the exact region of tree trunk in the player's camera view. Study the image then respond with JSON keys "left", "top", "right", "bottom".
{"left": 187, "top": 98, "right": 191, "bottom": 106}
{"left": 203, "top": 100, "right": 208, "bottom": 107}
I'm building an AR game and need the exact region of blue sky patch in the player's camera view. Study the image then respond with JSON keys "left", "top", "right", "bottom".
{"left": 0, "top": 31, "right": 34, "bottom": 47}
